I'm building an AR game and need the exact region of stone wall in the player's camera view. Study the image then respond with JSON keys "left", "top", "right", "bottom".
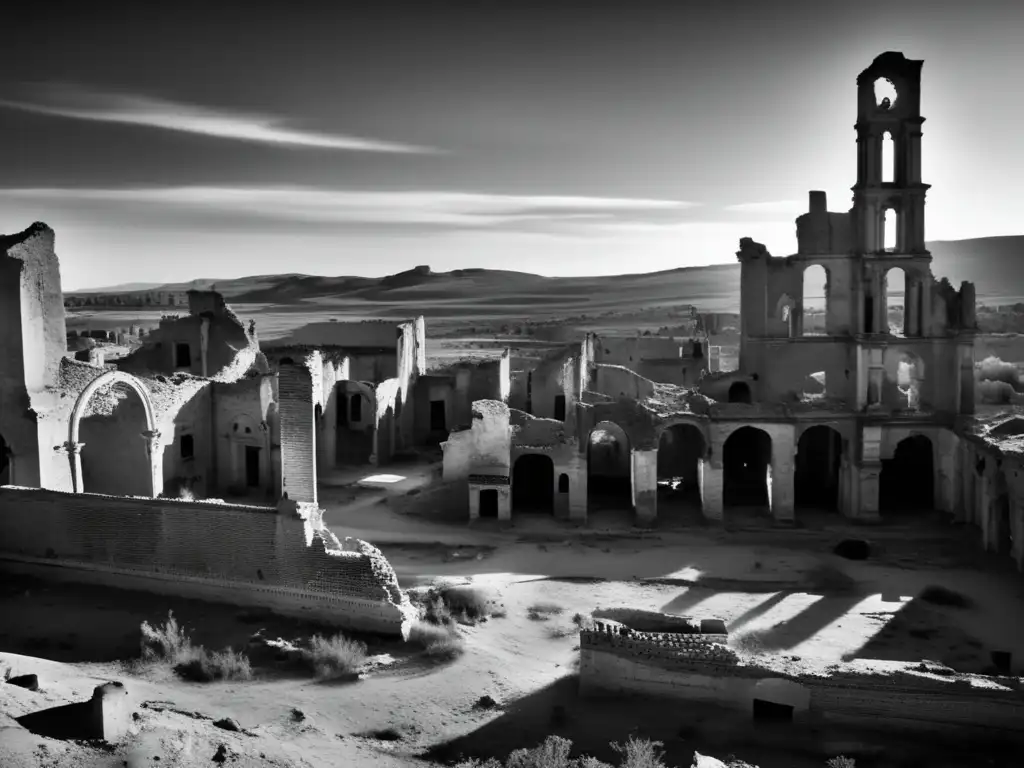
{"left": 0, "top": 486, "right": 414, "bottom": 637}
{"left": 278, "top": 363, "right": 317, "bottom": 504}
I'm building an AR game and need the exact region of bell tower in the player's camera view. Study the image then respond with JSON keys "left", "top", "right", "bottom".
{"left": 851, "top": 52, "right": 929, "bottom": 256}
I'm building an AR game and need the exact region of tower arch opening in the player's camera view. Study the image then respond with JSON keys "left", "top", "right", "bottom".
{"left": 77, "top": 380, "right": 154, "bottom": 496}
{"left": 795, "top": 426, "right": 843, "bottom": 512}
{"left": 879, "top": 434, "right": 934, "bottom": 514}
{"left": 881, "top": 131, "right": 895, "bottom": 183}
{"left": 801, "top": 264, "right": 829, "bottom": 336}
{"left": 512, "top": 453, "right": 555, "bottom": 514}
{"left": 884, "top": 267, "right": 906, "bottom": 335}
{"left": 874, "top": 77, "right": 898, "bottom": 110}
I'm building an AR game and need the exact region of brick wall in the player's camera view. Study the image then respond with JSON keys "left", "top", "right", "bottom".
{"left": 278, "top": 364, "right": 316, "bottom": 504}
{"left": 0, "top": 486, "right": 414, "bottom": 637}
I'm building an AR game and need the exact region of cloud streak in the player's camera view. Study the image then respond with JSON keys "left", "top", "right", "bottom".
{"left": 0, "top": 84, "right": 440, "bottom": 154}
{"left": 0, "top": 186, "right": 698, "bottom": 228}
{"left": 722, "top": 200, "right": 804, "bottom": 214}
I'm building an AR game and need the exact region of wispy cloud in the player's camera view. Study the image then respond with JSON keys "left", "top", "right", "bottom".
{"left": 0, "top": 186, "right": 698, "bottom": 228}
{"left": 0, "top": 84, "right": 439, "bottom": 153}
{"left": 722, "top": 200, "right": 804, "bottom": 214}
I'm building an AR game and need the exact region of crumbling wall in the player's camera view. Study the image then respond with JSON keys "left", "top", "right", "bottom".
{"left": 278, "top": 362, "right": 316, "bottom": 504}
{"left": 0, "top": 486, "right": 414, "bottom": 637}
{"left": 211, "top": 375, "right": 275, "bottom": 500}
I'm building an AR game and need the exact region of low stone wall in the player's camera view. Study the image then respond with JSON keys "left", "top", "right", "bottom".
{"left": 580, "top": 617, "right": 1024, "bottom": 736}
{"left": 0, "top": 486, "right": 415, "bottom": 638}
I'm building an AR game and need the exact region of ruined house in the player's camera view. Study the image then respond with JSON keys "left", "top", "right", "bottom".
{"left": 441, "top": 52, "right": 1024, "bottom": 571}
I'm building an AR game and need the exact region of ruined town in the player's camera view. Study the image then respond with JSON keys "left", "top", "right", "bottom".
{"left": 2, "top": 49, "right": 1023, "bottom": 768}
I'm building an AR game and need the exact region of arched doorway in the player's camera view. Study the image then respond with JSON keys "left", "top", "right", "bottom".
{"left": 723, "top": 426, "right": 772, "bottom": 512}
{"left": 728, "top": 382, "right": 752, "bottom": 404}
{"left": 879, "top": 434, "right": 934, "bottom": 514}
{"left": 884, "top": 267, "right": 906, "bottom": 335}
{"left": 0, "top": 432, "right": 10, "bottom": 485}
{"left": 801, "top": 265, "right": 829, "bottom": 336}
{"left": 335, "top": 380, "right": 374, "bottom": 465}
{"left": 512, "top": 453, "right": 555, "bottom": 514}
{"left": 795, "top": 426, "right": 843, "bottom": 512}
{"left": 77, "top": 379, "right": 154, "bottom": 496}
{"left": 587, "top": 421, "right": 631, "bottom": 511}
{"left": 657, "top": 423, "right": 705, "bottom": 513}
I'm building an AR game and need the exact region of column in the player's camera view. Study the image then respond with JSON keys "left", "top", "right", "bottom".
{"left": 771, "top": 451, "right": 795, "bottom": 524}
{"left": 142, "top": 430, "right": 164, "bottom": 498}
{"left": 905, "top": 275, "right": 919, "bottom": 337}
{"left": 57, "top": 441, "right": 87, "bottom": 493}
{"left": 631, "top": 448, "right": 658, "bottom": 525}
{"left": 856, "top": 464, "right": 882, "bottom": 521}
{"left": 699, "top": 459, "right": 724, "bottom": 522}
{"left": 568, "top": 454, "right": 588, "bottom": 523}
{"left": 468, "top": 484, "right": 480, "bottom": 520}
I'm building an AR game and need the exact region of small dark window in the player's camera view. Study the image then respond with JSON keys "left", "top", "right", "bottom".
{"left": 553, "top": 394, "right": 566, "bottom": 422}
{"left": 430, "top": 400, "right": 446, "bottom": 431}
{"left": 180, "top": 434, "right": 194, "bottom": 459}
{"left": 175, "top": 343, "right": 192, "bottom": 368}
{"left": 752, "top": 699, "right": 793, "bottom": 724}
{"left": 728, "top": 382, "right": 752, "bottom": 404}
{"left": 558, "top": 473, "right": 569, "bottom": 493}
{"left": 350, "top": 394, "right": 362, "bottom": 422}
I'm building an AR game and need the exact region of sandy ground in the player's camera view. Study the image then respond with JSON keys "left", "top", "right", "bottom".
{"left": 3, "top": 465, "right": 1024, "bottom": 768}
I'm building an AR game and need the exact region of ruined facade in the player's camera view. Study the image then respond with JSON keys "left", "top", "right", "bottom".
{"left": 440, "top": 52, "right": 1024, "bottom": 572}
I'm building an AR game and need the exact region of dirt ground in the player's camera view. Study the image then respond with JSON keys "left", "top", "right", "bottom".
{"left": 3, "top": 467, "right": 1024, "bottom": 768}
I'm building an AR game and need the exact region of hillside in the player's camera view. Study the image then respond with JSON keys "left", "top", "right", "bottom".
{"left": 65, "top": 235, "right": 1024, "bottom": 315}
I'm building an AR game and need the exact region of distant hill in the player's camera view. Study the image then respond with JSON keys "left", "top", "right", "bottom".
{"left": 66, "top": 235, "right": 1024, "bottom": 313}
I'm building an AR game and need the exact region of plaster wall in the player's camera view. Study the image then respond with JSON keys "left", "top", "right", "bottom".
{"left": 211, "top": 377, "right": 275, "bottom": 500}
{"left": 741, "top": 339, "right": 855, "bottom": 403}
{"left": 0, "top": 486, "right": 414, "bottom": 636}
{"left": 591, "top": 365, "right": 656, "bottom": 401}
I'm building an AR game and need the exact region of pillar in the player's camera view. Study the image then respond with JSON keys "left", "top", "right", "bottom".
{"left": 61, "top": 441, "right": 87, "bottom": 493}
{"left": 631, "top": 448, "right": 658, "bottom": 524}
{"left": 699, "top": 459, "right": 723, "bottom": 522}
{"left": 905, "top": 276, "right": 919, "bottom": 337}
{"left": 278, "top": 364, "right": 318, "bottom": 505}
{"left": 856, "top": 464, "right": 882, "bottom": 521}
{"left": 143, "top": 430, "right": 164, "bottom": 498}
{"left": 567, "top": 453, "right": 588, "bottom": 523}
{"left": 771, "top": 451, "right": 795, "bottom": 524}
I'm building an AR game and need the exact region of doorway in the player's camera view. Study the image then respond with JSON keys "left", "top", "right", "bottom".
{"left": 245, "top": 445, "right": 261, "bottom": 487}
{"left": 479, "top": 488, "right": 499, "bottom": 518}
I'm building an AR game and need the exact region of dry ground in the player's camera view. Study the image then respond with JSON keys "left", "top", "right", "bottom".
{"left": 3, "top": 473, "right": 1024, "bottom": 768}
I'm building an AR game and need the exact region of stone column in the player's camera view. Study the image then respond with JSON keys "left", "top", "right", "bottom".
{"left": 771, "top": 450, "right": 795, "bottom": 524}
{"left": 699, "top": 459, "right": 724, "bottom": 522}
{"left": 567, "top": 454, "right": 588, "bottom": 523}
{"left": 904, "top": 276, "right": 919, "bottom": 337}
{"left": 278, "top": 364, "right": 318, "bottom": 505}
{"left": 631, "top": 448, "right": 658, "bottom": 525}
{"left": 57, "top": 441, "right": 86, "bottom": 493}
{"left": 919, "top": 274, "right": 932, "bottom": 336}
{"left": 142, "top": 430, "right": 164, "bottom": 498}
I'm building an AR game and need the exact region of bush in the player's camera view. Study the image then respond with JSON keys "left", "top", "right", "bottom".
{"left": 408, "top": 620, "right": 465, "bottom": 660}
{"left": 826, "top": 757, "right": 856, "bottom": 768}
{"left": 451, "top": 735, "right": 678, "bottom": 768}
{"left": 527, "top": 602, "right": 565, "bottom": 621}
{"left": 138, "top": 611, "right": 252, "bottom": 682}
{"left": 416, "top": 585, "right": 498, "bottom": 626}
{"left": 976, "top": 356, "right": 1020, "bottom": 388}
{"left": 175, "top": 647, "right": 252, "bottom": 682}
{"left": 301, "top": 633, "right": 367, "bottom": 679}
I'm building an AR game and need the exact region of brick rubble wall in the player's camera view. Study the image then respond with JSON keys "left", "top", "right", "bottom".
{"left": 278, "top": 364, "right": 316, "bottom": 503}
{"left": 0, "top": 487, "right": 413, "bottom": 637}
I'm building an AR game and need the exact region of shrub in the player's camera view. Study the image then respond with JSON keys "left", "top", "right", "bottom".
{"left": 451, "top": 736, "right": 676, "bottom": 768}
{"left": 140, "top": 611, "right": 192, "bottom": 662}
{"left": 729, "top": 630, "right": 768, "bottom": 655}
{"left": 826, "top": 757, "right": 856, "bottom": 768}
{"left": 527, "top": 602, "right": 565, "bottom": 621}
{"left": 408, "top": 620, "right": 465, "bottom": 660}
{"left": 174, "top": 647, "right": 252, "bottom": 682}
{"left": 301, "top": 633, "right": 367, "bottom": 679}
{"left": 138, "top": 611, "right": 252, "bottom": 682}
{"left": 919, "top": 585, "right": 974, "bottom": 609}
{"left": 441, "top": 586, "right": 494, "bottom": 622}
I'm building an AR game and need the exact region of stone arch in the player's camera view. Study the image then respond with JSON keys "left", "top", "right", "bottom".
{"left": 884, "top": 266, "right": 906, "bottom": 335}
{"left": 722, "top": 426, "right": 772, "bottom": 511}
{"left": 728, "top": 381, "right": 752, "bottom": 404}
{"left": 69, "top": 370, "right": 158, "bottom": 496}
{"left": 795, "top": 425, "right": 843, "bottom": 512}
{"left": 512, "top": 452, "right": 555, "bottom": 514}
{"left": 657, "top": 420, "right": 707, "bottom": 513}
{"left": 801, "top": 263, "right": 829, "bottom": 336}
{"left": 587, "top": 421, "right": 632, "bottom": 510}
{"left": 879, "top": 433, "right": 934, "bottom": 514}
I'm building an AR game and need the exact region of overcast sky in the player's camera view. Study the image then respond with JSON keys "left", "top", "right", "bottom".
{"left": 1, "top": 0, "right": 1021, "bottom": 290}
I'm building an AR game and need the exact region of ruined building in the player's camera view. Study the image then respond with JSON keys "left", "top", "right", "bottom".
{"left": 442, "top": 52, "right": 1023, "bottom": 571}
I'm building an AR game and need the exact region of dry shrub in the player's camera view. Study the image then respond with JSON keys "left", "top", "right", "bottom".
{"left": 451, "top": 735, "right": 676, "bottom": 768}
{"left": 729, "top": 630, "right": 768, "bottom": 656}
{"left": 416, "top": 584, "right": 498, "bottom": 626}
{"left": 301, "top": 633, "right": 367, "bottom": 679}
{"left": 826, "top": 757, "right": 856, "bottom": 768}
{"left": 527, "top": 602, "right": 565, "bottom": 621}
{"left": 919, "top": 585, "right": 974, "bottom": 609}
{"left": 139, "top": 611, "right": 252, "bottom": 682}
{"left": 175, "top": 647, "right": 252, "bottom": 682}
{"left": 408, "top": 619, "right": 465, "bottom": 660}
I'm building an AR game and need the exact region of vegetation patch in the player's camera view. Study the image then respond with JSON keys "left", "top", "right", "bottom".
{"left": 139, "top": 611, "right": 253, "bottom": 682}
